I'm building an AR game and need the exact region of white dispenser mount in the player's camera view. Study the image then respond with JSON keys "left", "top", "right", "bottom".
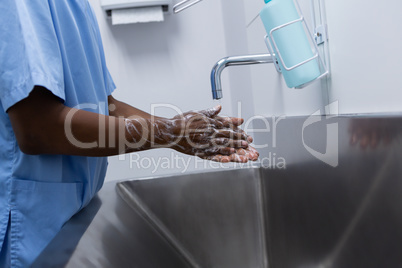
{"left": 100, "top": 0, "right": 173, "bottom": 17}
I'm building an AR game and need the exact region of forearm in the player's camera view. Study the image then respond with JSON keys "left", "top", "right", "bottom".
{"left": 8, "top": 88, "right": 170, "bottom": 156}
{"left": 9, "top": 88, "right": 258, "bottom": 162}
{"left": 12, "top": 108, "right": 146, "bottom": 156}
{"left": 56, "top": 107, "right": 129, "bottom": 156}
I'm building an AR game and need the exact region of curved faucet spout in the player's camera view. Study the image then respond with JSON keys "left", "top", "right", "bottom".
{"left": 210, "top": 53, "right": 274, "bottom": 100}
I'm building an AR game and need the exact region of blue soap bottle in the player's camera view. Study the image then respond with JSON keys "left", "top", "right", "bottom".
{"left": 260, "top": 0, "right": 320, "bottom": 88}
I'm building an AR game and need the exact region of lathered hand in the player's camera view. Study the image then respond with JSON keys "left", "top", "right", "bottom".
{"left": 205, "top": 145, "right": 260, "bottom": 163}
{"left": 169, "top": 105, "right": 254, "bottom": 160}
{"left": 125, "top": 105, "right": 259, "bottom": 163}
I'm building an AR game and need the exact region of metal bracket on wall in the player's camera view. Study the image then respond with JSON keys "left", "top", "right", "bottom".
{"left": 310, "top": 0, "right": 330, "bottom": 75}
{"left": 173, "top": 0, "right": 204, "bottom": 13}
{"left": 315, "top": 24, "right": 328, "bottom": 45}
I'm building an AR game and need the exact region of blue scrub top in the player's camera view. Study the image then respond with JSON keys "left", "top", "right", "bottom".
{"left": 0, "top": 0, "right": 116, "bottom": 266}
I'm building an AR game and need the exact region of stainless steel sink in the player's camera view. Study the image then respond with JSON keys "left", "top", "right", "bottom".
{"left": 116, "top": 167, "right": 266, "bottom": 268}
{"left": 33, "top": 115, "right": 402, "bottom": 268}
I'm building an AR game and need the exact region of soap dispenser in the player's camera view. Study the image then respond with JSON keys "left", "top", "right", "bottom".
{"left": 260, "top": 0, "right": 320, "bottom": 88}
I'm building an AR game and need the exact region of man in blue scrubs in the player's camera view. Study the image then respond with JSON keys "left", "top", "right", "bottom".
{"left": 0, "top": 0, "right": 258, "bottom": 266}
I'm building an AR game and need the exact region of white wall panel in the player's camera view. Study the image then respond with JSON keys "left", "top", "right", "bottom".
{"left": 326, "top": 0, "right": 402, "bottom": 114}
{"left": 88, "top": 0, "right": 236, "bottom": 181}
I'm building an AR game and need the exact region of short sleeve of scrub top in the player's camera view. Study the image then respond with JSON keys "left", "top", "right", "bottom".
{"left": 0, "top": 0, "right": 116, "bottom": 266}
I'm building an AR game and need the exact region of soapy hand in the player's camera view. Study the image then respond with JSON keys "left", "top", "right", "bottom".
{"left": 160, "top": 105, "right": 256, "bottom": 162}
{"left": 167, "top": 105, "right": 257, "bottom": 162}
{"left": 204, "top": 145, "right": 259, "bottom": 163}
{"left": 125, "top": 105, "right": 259, "bottom": 163}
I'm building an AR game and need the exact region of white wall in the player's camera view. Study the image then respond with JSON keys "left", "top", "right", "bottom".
{"left": 325, "top": 0, "right": 402, "bottom": 114}
{"left": 91, "top": 0, "right": 402, "bottom": 182}
{"left": 244, "top": 0, "right": 402, "bottom": 116}
{"left": 89, "top": 0, "right": 253, "bottom": 182}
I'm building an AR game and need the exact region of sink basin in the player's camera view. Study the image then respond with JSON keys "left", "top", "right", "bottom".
{"left": 116, "top": 167, "right": 266, "bottom": 268}
{"left": 115, "top": 158, "right": 402, "bottom": 268}
{"left": 33, "top": 115, "right": 402, "bottom": 267}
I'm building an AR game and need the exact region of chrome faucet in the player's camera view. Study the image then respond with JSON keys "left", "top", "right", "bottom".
{"left": 210, "top": 53, "right": 276, "bottom": 100}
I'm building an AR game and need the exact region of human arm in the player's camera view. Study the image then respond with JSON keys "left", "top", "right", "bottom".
{"left": 108, "top": 95, "right": 259, "bottom": 162}
{"left": 8, "top": 87, "right": 258, "bottom": 161}
{"left": 8, "top": 87, "right": 129, "bottom": 156}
